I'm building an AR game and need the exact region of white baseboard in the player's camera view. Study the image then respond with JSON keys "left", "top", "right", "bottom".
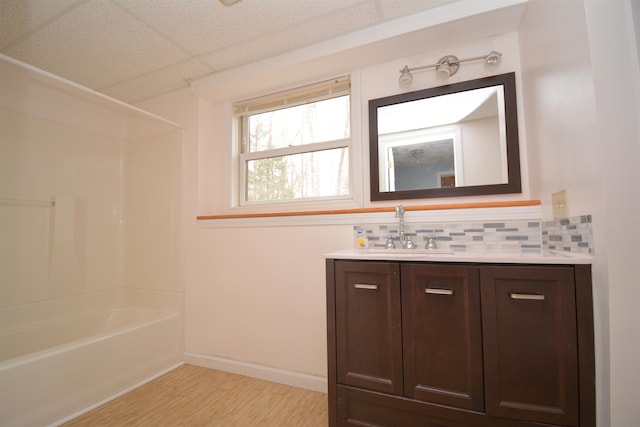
{"left": 184, "top": 352, "right": 328, "bottom": 394}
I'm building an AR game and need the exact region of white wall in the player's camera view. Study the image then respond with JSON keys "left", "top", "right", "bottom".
{"left": 123, "top": 129, "right": 184, "bottom": 311}
{"left": 360, "top": 33, "right": 530, "bottom": 206}
{"left": 137, "top": 1, "right": 640, "bottom": 423}
{"left": 136, "top": 28, "right": 533, "bottom": 391}
{"left": 519, "top": 0, "right": 640, "bottom": 425}
{"left": 584, "top": 1, "right": 640, "bottom": 425}
{"left": 461, "top": 117, "right": 503, "bottom": 185}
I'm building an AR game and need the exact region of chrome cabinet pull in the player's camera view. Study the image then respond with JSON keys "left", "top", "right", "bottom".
{"left": 510, "top": 293, "right": 545, "bottom": 301}
{"left": 354, "top": 283, "right": 378, "bottom": 290}
{"left": 425, "top": 288, "right": 454, "bottom": 295}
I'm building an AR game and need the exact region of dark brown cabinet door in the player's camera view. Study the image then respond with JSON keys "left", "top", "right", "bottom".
{"left": 335, "top": 261, "right": 403, "bottom": 395}
{"left": 481, "top": 266, "right": 579, "bottom": 426}
{"left": 401, "top": 264, "right": 484, "bottom": 411}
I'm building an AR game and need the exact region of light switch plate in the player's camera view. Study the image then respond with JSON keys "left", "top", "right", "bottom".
{"left": 552, "top": 189, "right": 569, "bottom": 219}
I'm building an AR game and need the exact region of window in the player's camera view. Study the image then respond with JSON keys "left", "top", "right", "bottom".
{"left": 234, "top": 76, "right": 351, "bottom": 205}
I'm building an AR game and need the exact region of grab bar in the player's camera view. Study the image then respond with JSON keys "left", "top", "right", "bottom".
{"left": 0, "top": 197, "right": 55, "bottom": 207}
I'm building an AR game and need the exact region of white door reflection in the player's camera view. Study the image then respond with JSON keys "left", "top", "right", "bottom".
{"left": 380, "top": 126, "right": 462, "bottom": 191}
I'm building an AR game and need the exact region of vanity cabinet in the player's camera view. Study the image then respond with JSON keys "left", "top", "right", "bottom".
{"left": 326, "top": 259, "right": 595, "bottom": 427}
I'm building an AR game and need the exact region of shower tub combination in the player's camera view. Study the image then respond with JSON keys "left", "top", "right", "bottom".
{"left": 0, "top": 305, "right": 182, "bottom": 426}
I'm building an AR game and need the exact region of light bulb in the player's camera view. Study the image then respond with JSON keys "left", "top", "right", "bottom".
{"left": 398, "top": 66, "right": 413, "bottom": 86}
{"left": 485, "top": 51, "right": 502, "bottom": 65}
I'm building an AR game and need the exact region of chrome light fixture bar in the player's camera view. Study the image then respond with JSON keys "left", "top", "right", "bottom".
{"left": 399, "top": 51, "right": 502, "bottom": 86}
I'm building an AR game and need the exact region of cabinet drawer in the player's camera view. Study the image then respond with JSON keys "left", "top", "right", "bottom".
{"left": 337, "top": 385, "right": 476, "bottom": 427}
{"left": 337, "top": 385, "right": 561, "bottom": 427}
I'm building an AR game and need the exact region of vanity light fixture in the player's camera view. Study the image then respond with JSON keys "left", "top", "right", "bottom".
{"left": 219, "top": 0, "right": 242, "bottom": 5}
{"left": 399, "top": 51, "right": 502, "bottom": 86}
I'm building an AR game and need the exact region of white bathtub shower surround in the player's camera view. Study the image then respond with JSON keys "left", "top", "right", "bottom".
{"left": 0, "top": 307, "right": 182, "bottom": 427}
{"left": 1, "top": 56, "right": 184, "bottom": 427}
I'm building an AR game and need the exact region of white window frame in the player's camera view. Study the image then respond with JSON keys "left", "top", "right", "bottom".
{"left": 227, "top": 73, "right": 362, "bottom": 213}
{"left": 238, "top": 138, "right": 352, "bottom": 206}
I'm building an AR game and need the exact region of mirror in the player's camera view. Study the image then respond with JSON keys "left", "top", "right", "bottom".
{"left": 369, "top": 72, "right": 521, "bottom": 201}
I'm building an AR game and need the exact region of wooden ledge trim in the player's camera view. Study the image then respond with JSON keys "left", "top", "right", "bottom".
{"left": 196, "top": 200, "right": 541, "bottom": 221}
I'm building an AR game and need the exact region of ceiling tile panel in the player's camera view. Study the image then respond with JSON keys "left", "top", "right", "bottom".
{"left": 199, "top": 2, "right": 381, "bottom": 72}
{"left": 115, "top": 0, "right": 367, "bottom": 56}
{"left": 0, "top": 0, "right": 83, "bottom": 48}
{"left": 5, "top": 0, "right": 189, "bottom": 88}
{"left": 100, "top": 59, "right": 213, "bottom": 103}
{"left": 377, "top": 0, "right": 460, "bottom": 20}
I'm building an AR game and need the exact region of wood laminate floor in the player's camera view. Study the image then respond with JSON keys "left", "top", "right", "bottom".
{"left": 63, "top": 364, "right": 328, "bottom": 426}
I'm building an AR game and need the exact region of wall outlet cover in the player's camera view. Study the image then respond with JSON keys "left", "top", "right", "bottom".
{"left": 552, "top": 189, "right": 569, "bottom": 219}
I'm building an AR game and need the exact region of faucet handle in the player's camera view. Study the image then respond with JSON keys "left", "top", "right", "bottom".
{"left": 424, "top": 234, "right": 438, "bottom": 250}
{"left": 385, "top": 235, "right": 396, "bottom": 249}
{"left": 404, "top": 236, "right": 416, "bottom": 249}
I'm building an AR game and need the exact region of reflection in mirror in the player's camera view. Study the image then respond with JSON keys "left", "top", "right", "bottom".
{"left": 369, "top": 72, "right": 521, "bottom": 201}
{"left": 381, "top": 126, "right": 461, "bottom": 191}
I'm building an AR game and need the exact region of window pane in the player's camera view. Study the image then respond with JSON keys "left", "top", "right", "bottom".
{"left": 246, "top": 95, "right": 350, "bottom": 153}
{"left": 245, "top": 147, "right": 349, "bottom": 202}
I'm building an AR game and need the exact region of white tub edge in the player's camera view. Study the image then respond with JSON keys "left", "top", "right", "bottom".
{"left": 49, "top": 362, "right": 185, "bottom": 427}
{"left": 0, "top": 308, "right": 183, "bottom": 426}
{"left": 0, "top": 308, "right": 180, "bottom": 367}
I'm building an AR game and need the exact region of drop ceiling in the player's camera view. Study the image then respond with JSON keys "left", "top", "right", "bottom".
{"left": 1, "top": 0, "right": 475, "bottom": 104}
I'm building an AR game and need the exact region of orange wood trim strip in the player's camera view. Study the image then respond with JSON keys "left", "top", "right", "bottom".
{"left": 196, "top": 200, "right": 541, "bottom": 221}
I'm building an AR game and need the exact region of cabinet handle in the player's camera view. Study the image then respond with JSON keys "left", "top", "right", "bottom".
{"left": 425, "top": 288, "right": 454, "bottom": 295}
{"left": 354, "top": 283, "right": 378, "bottom": 290}
{"left": 510, "top": 293, "right": 545, "bottom": 301}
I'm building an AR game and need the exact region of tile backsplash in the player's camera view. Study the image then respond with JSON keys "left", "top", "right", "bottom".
{"left": 542, "top": 215, "right": 593, "bottom": 254}
{"left": 356, "top": 214, "right": 593, "bottom": 255}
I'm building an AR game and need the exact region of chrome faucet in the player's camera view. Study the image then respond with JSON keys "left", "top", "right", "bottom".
{"left": 395, "top": 204, "right": 405, "bottom": 246}
{"left": 395, "top": 204, "right": 415, "bottom": 249}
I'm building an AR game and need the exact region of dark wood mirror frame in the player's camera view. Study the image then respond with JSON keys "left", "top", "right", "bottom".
{"left": 369, "top": 72, "right": 521, "bottom": 201}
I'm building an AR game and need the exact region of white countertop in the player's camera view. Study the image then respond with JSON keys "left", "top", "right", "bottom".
{"left": 325, "top": 248, "right": 593, "bottom": 265}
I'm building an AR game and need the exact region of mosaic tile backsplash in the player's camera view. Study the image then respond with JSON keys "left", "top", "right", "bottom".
{"left": 542, "top": 215, "right": 593, "bottom": 254}
{"left": 355, "top": 214, "right": 593, "bottom": 255}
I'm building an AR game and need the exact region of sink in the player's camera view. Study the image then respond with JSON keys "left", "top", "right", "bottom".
{"left": 365, "top": 248, "right": 455, "bottom": 256}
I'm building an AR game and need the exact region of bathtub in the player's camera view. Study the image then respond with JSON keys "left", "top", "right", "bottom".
{"left": 0, "top": 307, "right": 182, "bottom": 427}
